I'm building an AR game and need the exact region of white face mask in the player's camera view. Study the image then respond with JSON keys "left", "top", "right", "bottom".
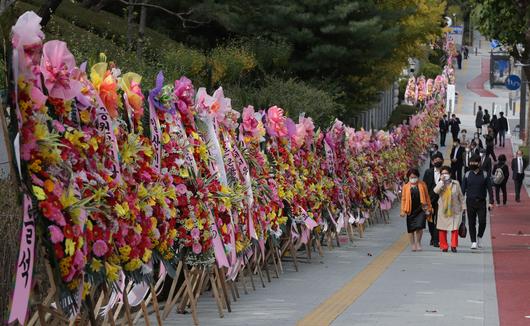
{"left": 442, "top": 174, "right": 451, "bottom": 181}
{"left": 409, "top": 178, "right": 418, "bottom": 184}
{"left": 480, "top": 153, "right": 485, "bottom": 157}
{"left": 465, "top": 148, "right": 470, "bottom": 152}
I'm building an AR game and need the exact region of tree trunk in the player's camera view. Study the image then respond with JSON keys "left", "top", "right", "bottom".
{"left": 38, "top": 0, "right": 63, "bottom": 27}
{"left": 126, "top": 0, "right": 137, "bottom": 51}
{"left": 136, "top": 1, "right": 147, "bottom": 60}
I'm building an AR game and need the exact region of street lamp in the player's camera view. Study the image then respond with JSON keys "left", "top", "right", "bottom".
{"left": 452, "top": 13, "right": 456, "bottom": 26}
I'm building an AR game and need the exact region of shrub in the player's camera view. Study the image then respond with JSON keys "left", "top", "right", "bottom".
{"left": 209, "top": 45, "right": 257, "bottom": 86}
{"left": 386, "top": 104, "right": 418, "bottom": 128}
{"left": 419, "top": 61, "right": 442, "bottom": 79}
{"left": 225, "top": 76, "right": 342, "bottom": 128}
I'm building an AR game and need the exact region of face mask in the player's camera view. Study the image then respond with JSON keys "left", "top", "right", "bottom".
{"left": 442, "top": 174, "right": 451, "bottom": 181}
{"left": 517, "top": 154, "right": 523, "bottom": 158}
{"left": 480, "top": 153, "right": 485, "bottom": 157}
{"left": 434, "top": 161, "right": 443, "bottom": 168}
{"left": 469, "top": 163, "right": 479, "bottom": 169}
{"left": 465, "top": 148, "right": 470, "bottom": 152}
{"left": 409, "top": 177, "right": 418, "bottom": 184}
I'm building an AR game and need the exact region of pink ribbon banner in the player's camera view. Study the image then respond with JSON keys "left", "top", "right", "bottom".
{"left": 148, "top": 100, "right": 162, "bottom": 172}
{"left": 9, "top": 195, "right": 35, "bottom": 325}
{"left": 95, "top": 106, "right": 122, "bottom": 182}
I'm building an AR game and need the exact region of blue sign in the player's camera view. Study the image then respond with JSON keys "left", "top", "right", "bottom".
{"left": 505, "top": 75, "right": 521, "bottom": 90}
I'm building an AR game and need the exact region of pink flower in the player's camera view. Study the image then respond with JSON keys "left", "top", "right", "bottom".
{"left": 266, "top": 106, "right": 288, "bottom": 137}
{"left": 52, "top": 120, "right": 65, "bottom": 133}
{"left": 93, "top": 239, "right": 108, "bottom": 257}
{"left": 174, "top": 76, "right": 195, "bottom": 115}
{"left": 11, "top": 11, "right": 45, "bottom": 79}
{"left": 191, "top": 228, "right": 200, "bottom": 239}
{"left": 40, "top": 41, "right": 82, "bottom": 100}
{"left": 175, "top": 184, "right": 187, "bottom": 195}
{"left": 48, "top": 225, "right": 64, "bottom": 244}
{"left": 192, "top": 242, "right": 202, "bottom": 255}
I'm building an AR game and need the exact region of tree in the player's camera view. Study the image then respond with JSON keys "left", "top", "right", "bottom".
{"left": 472, "top": 0, "right": 530, "bottom": 143}
{"left": 38, "top": 0, "right": 63, "bottom": 27}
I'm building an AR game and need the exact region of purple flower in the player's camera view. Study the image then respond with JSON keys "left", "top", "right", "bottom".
{"left": 93, "top": 239, "right": 108, "bottom": 257}
{"left": 48, "top": 225, "right": 64, "bottom": 244}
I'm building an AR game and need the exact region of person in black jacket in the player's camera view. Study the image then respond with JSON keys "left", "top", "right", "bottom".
{"left": 423, "top": 152, "right": 444, "bottom": 247}
{"left": 484, "top": 127, "right": 497, "bottom": 161}
{"left": 511, "top": 150, "right": 528, "bottom": 202}
{"left": 471, "top": 132, "right": 484, "bottom": 149}
{"left": 462, "top": 155, "right": 494, "bottom": 249}
{"left": 450, "top": 139, "right": 465, "bottom": 183}
{"left": 483, "top": 109, "right": 491, "bottom": 126}
{"left": 479, "top": 148, "right": 493, "bottom": 177}
{"left": 492, "top": 154, "right": 510, "bottom": 205}
{"left": 497, "top": 112, "right": 509, "bottom": 147}
{"left": 449, "top": 114, "right": 461, "bottom": 142}
{"left": 490, "top": 114, "right": 498, "bottom": 145}
{"left": 439, "top": 114, "right": 449, "bottom": 147}
{"left": 476, "top": 106, "right": 484, "bottom": 135}
{"left": 428, "top": 144, "right": 443, "bottom": 169}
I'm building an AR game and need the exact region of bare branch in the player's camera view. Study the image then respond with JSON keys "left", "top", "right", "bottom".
{"left": 118, "top": 0, "right": 209, "bottom": 28}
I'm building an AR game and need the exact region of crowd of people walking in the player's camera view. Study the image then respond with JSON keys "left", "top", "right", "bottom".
{"left": 403, "top": 106, "right": 528, "bottom": 252}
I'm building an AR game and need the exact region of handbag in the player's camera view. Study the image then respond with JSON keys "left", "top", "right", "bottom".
{"left": 458, "top": 211, "right": 467, "bottom": 238}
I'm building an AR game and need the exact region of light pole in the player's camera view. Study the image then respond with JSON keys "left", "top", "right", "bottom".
{"left": 515, "top": 62, "right": 530, "bottom": 172}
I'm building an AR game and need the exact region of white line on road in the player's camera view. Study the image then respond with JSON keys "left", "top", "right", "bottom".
{"left": 414, "top": 280, "right": 431, "bottom": 284}
{"left": 464, "top": 316, "right": 484, "bottom": 320}
{"left": 466, "top": 299, "right": 484, "bottom": 304}
{"left": 424, "top": 313, "right": 445, "bottom": 317}
{"left": 416, "top": 291, "right": 435, "bottom": 295}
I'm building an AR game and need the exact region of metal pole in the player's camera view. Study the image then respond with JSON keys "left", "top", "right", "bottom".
{"left": 520, "top": 72, "right": 527, "bottom": 140}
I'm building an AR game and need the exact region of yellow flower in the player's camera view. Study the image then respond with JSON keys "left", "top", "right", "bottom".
{"left": 124, "top": 258, "right": 142, "bottom": 271}
{"left": 162, "top": 132, "right": 170, "bottom": 144}
{"left": 184, "top": 218, "right": 194, "bottom": 231}
{"left": 32, "top": 185, "right": 46, "bottom": 200}
{"left": 105, "top": 262, "right": 120, "bottom": 282}
{"left": 65, "top": 238, "right": 75, "bottom": 256}
{"left": 115, "top": 202, "right": 129, "bottom": 218}
{"left": 80, "top": 110, "right": 91, "bottom": 124}
{"left": 198, "top": 145, "right": 209, "bottom": 162}
{"left": 119, "top": 245, "right": 132, "bottom": 260}
{"left": 82, "top": 282, "right": 91, "bottom": 300}
{"left": 180, "top": 168, "right": 189, "bottom": 178}
{"left": 142, "top": 249, "right": 152, "bottom": 263}
{"left": 138, "top": 184, "right": 148, "bottom": 198}
{"left": 34, "top": 124, "right": 49, "bottom": 141}
{"left": 90, "top": 258, "right": 102, "bottom": 272}
{"left": 88, "top": 137, "right": 99, "bottom": 151}
{"left": 134, "top": 224, "right": 142, "bottom": 234}
{"left": 191, "top": 132, "right": 200, "bottom": 140}
{"left": 59, "top": 257, "right": 72, "bottom": 277}
{"left": 67, "top": 278, "right": 80, "bottom": 291}
{"left": 29, "top": 159, "right": 42, "bottom": 173}
{"left": 60, "top": 187, "right": 77, "bottom": 209}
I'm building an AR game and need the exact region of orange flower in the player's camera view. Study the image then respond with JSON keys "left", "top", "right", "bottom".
{"left": 44, "top": 179, "right": 55, "bottom": 193}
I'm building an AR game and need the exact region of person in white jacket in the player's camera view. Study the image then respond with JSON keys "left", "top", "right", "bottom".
{"left": 434, "top": 166, "right": 466, "bottom": 252}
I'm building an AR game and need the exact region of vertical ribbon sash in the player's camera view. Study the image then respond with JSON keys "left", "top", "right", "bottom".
{"left": 95, "top": 106, "right": 122, "bottom": 182}
{"left": 9, "top": 195, "right": 35, "bottom": 324}
{"left": 148, "top": 100, "right": 162, "bottom": 172}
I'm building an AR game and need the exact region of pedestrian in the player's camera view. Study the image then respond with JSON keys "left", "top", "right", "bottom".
{"left": 472, "top": 132, "right": 484, "bottom": 148}
{"left": 511, "top": 150, "right": 528, "bottom": 202}
{"left": 479, "top": 148, "right": 493, "bottom": 177}
{"left": 461, "top": 155, "right": 494, "bottom": 249}
{"left": 463, "top": 143, "right": 474, "bottom": 173}
{"left": 483, "top": 109, "right": 491, "bottom": 126}
{"left": 489, "top": 114, "right": 498, "bottom": 145}
{"left": 450, "top": 139, "right": 465, "bottom": 183}
{"left": 497, "top": 112, "right": 508, "bottom": 147}
{"left": 456, "top": 51, "right": 463, "bottom": 69}
{"left": 449, "top": 113, "right": 461, "bottom": 142}
{"left": 401, "top": 168, "right": 432, "bottom": 251}
{"left": 423, "top": 153, "right": 444, "bottom": 247}
{"left": 460, "top": 129, "right": 468, "bottom": 144}
{"left": 439, "top": 114, "right": 449, "bottom": 147}
{"left": 492, "top": 154, "right": 509, "bottom": 206}
{"left": 475, "top": 47, "right": 478, "bottom": 56}
{"left": 428, "top": 144, "right": 443, "bottom": 169}
{"left": 484, "top": 127, "right": 497, "bottom": 161}
{"left": 476, "top": 106, "right": 484, "bottom": 135}
{"left": 463, "top": 46, "right": 469, "bottom": 59}
{"left": 434, "top": 165, "right": 466, "bottom": 252}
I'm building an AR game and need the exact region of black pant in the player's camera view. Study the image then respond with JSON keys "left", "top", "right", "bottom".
{"left": 428, "top": 203, "right": 439, "bottom": 245}
{"left": 495, "top": 182, "right": 507, "bottom": 204}
{"left": 451, "top": 131, "right": 459, "bottom": 142}
{"left": 486, "top": 146, "right": 497, "bottom": 161}
{"left": 514, "top": 175, "right": 524, "bottom": 200}
{"left": 451, "top": 164, "right": 463, "bottom": 184}
{"left": 467, "top": 198, "right": 487, "bottom": 243}
{"left": 440, "top": 131, "right": 447, "bottom": 146}
{"left": 498, "top": 130, "right": 506, "bottom": 147}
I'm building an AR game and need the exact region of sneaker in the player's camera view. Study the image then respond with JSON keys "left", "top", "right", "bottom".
{"left": 471, "top": 242, "right": 477, "bottom": 249}
{"left": 451, "top": 247, "right": 457, "bottom": 253}
{"left": 477, "top": 237, "right": 482, "bottom": 248}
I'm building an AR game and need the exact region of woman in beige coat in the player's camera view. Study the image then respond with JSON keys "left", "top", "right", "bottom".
{"left": 434, "top": 166, "right": 466, "bottom": 252}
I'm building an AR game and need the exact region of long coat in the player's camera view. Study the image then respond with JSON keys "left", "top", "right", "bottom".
{"left": 434, "top": 180, "right": 466, "bottom": 231}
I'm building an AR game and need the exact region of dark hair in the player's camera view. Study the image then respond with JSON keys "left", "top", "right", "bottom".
{"left": 478, "top": 106, "right": 482, "bottom": 110}
{"left": 498, "top": 154, "right": 506, "bottom": 162}
{"left": 407, "top": 168, "right": 420, "bottom": 178}
{"left": 500, "top": 112, "right": 504, "bottom": 116}
{"left": 451, "top": 114, "right": 456, "bottom": 117}
{"left": 485, "top": 109, "right": 489, "bottom": 113}
{"left": 470, "top": 154, "right": 481, "bottom": 163}
{"left": 440, "top": 165, "right": 451, "bottom": 174}
{"left": 443, "top": 114, "right": 447, "bottom": 117}
{"left": 454, "top": 138, "right": 460, "bottom": 144}
{"left": 432, "top": 144, "right": 439, "bottom": 150}
{"left": 431, "top": 152, "right": 443, "bottom": 161}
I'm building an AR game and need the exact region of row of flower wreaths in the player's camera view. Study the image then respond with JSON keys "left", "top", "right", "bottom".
{"left": 8, "top": 11, "right": 453, "bottom": 320}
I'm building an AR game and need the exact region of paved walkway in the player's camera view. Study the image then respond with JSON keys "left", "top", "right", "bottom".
{"left": 145, "top": 32, "right": 530, "bottom": 326}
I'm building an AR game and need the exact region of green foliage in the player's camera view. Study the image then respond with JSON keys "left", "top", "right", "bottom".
{"left": 419, "top": 61, "right": 442, "bottom": 79}
{"left": 209, "top": 44, "right": 257, "bottom": 86}
{"left": 387, "top": 104, "right": 419, "bottom": 128}
{"left": 225, "top": 76, "right": 343, "bottom": 127}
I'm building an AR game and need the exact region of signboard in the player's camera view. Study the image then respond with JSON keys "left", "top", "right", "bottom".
{"left": 505, "top": 75, "right": 521, "bottom": 91}
{"left": 446, "top": 84, "right": 456, "bottom": 113}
